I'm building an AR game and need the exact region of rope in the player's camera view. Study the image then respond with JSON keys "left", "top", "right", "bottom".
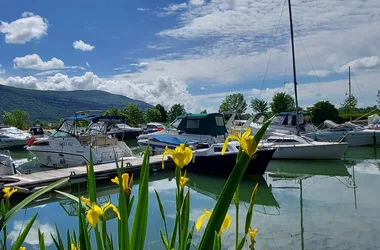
{"left": 258, "top": 0, "right": 287, "bottom": 98}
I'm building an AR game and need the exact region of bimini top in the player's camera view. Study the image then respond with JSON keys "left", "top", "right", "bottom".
{"left": 170, "top": 113, "right": 227, "bottom": 137}
{"left": 275, "top": 111, "right": 308, "bottom": 116}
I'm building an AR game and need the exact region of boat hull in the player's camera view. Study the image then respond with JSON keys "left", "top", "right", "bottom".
{"left": 0, "top": 139, "right": 27, "bottom": 149}
{"left": 109, "top": 131, "right": 142, "bottom": 140}
{"left": 270, "top": 143, "right": 348, "bottom": 160}
{"left": 304, "top": 130, "right": 380, "bottom": 146}
{"left": 184, "top": 149, "right": 276, "bottom": 176}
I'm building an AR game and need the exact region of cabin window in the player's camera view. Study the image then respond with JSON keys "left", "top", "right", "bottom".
{"left": 215, "top": 116, "right": 224, "bottom": 126}
{"left": 187, "top": 120, "right": 200, "bottom": 129}
{"left": 170, "top": 119, "right": 182, "bottom": 129}
{"left": 267, "top": 139, "right": 297, "bottom": 143}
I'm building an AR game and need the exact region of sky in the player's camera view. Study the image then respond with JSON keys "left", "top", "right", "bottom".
{"left": 0, "top": 0, "right": 380, "bottom": 113}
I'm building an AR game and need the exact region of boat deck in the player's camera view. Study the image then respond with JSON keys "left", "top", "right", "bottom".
{"left": 1, "top": 155, "right": 174, "bottom": 195}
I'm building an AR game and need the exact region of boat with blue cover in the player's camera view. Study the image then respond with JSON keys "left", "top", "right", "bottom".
{"left": 138, "top": 113, "right": 275, "bottom": 176}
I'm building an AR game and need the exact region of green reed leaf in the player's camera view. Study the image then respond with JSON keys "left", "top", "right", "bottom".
{"left": 11, "top": 213, "right": 37, "bottom": 250}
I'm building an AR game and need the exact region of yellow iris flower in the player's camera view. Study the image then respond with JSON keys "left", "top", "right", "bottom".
{"left": 179, "top": 171, "right": 189, "bottom": 189}
{"left": 222, "top": 128, "right": 257, "bottom": 158}
{"left": 71, "top": 243, "right": 79, "bottom": 250}
{"left": 80, "top": 196, "right": 91, "bottom": 206}
{"left": 86, "top": 202, "right": 121, "bottom": 228}
{"left": 162, "top": 144, "right": 193, "bottom": 169}
{"left": 248, "top": 227, "right": 258, "bottom": 242}
{"left": 111, "top": 173, "right": 133, "bottom": 194}
{"left": 20, "top": 247, "right": 26, "bottom": 250}
{"left": 3, "top": 187, "right": 17, "bottom": 200}
{"left": 195, "top": 209, "right": 231, "bottom": 236}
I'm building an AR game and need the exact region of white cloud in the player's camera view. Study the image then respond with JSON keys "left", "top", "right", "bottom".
{"left": 0, "top": 64, "right": 4, "bottom": 74}
{"left": 160, "top": 3, "right": 188, "bottom": 15}
{"left": 338, "top": 56, "right": 380, "bottom": 73}
{"left": 200, "top": 86, "right": 207, "bottom": 90}
{"left": 137, "top": 8, "right": 150, "bottom": 12}
{"left": 73, "top": 40, "right": 95, "bottom": 51}
{"left": 8, "top": 220, "right": 56, "bottom": 246}
{"left": 130, "top": 61, "right": 149, "bottom": 67}
{"left": 34, "top": 69, "right": 62, "bottom": 76}
{"left": 1, "top": 72, "right": 197, "bottom": 111}
{"left": 147, "top": 45, "right": 171, "bottom": 50}
{"left": 307, "top": 70, "right": 330, "bottom": 77}
{"left": 189, "top": 0, "right": 205, "bottom": 6}
{"left": 86, "top": 61, "right": 91, "bottom": 68}
{"left": 13, "top": 54, "right": 65, "bottom": 70}
{"left": 0, "top": 12, "right": 48, "bottom": 44}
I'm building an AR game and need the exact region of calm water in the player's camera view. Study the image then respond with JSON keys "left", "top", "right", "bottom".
{"left": 6, "top": 146, "right": 380, "bottom": 249}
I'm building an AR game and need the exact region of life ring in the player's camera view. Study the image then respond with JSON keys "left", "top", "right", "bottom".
{"left": 27, "top": 136, "right": 36, "bottom": 147}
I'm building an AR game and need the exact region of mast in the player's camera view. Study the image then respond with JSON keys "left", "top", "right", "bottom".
{"left": 348, "top": 66, "right": 352, "bottom": 121}
{"left": 287, "top": 0, "right": 300, "bottom": 134}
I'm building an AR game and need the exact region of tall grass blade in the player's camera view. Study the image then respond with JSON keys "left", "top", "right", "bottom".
{"left": 87, "top": 147, "right": 97, "bottom": 203}
{"left": 212, "top": 232, "right": 221, "bottom": 250}
{"left": 236, "top": 236, "right": 246, "bottom": 250}
{"left": 245, "top": 184, "right": 258, "bottom": 233}
{"left": 10, "top": 213, "right": 37, "bottom": 250}
{"left": 2, "top": 177, "right": 69, "bottom": 229}
{"left": 197, "top": 121, "right": 270, "bottom": 249}
{"left": 130, "top": 146, "right": 150, "bottom": 250}
{"left": 38, "top": 229, "right": 46, "bottom": 250}
{"left": 66, "top": 230, "right": 72, "bottom": 250}
{"left": 159, "top": 230, "right": 169, "bottom": 250}
{"left": 154, "top": 189, "right": 169, "bottom": 240}
{"left": 180, "top": 190, "right": 190, "bottom": 250}
{"left": 115, "top": 156, "right": 129, "bottom": 250}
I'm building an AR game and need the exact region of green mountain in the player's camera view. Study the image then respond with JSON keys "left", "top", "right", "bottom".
{"left": 0, "top": 85, "right": 153, "bottom": 122}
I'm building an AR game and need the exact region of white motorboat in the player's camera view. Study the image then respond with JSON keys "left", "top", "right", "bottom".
{"left": 304, "top": 120, "right": 380, "bottom": 146}
{"left": 260, "top": 133, "right": 348, "bottom": 160}
{"left": 0, "top": 125, "right": 31, "bottom": 149}
{"left": 27, "top": 114, "right": 134, "bottom": 168}
{"left": 0, "top": 150, "right": 21, "bottom": 175}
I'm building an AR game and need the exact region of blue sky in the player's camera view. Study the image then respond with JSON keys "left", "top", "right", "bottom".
{"left": 1, "top": 0, "right": 380, "bottom": 112}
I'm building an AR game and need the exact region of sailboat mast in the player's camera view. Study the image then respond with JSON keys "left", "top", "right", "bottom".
{"left": 287, "top": 0, "right": 300, "bottom": 134}
{"left": 349, "top": 66, "right": 352, "bottom": 121}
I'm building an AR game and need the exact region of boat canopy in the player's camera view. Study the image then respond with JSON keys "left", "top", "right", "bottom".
{"left": 170, "top": 113, "right": 227, "bottom": 137}
{"left": 271, "top": 112, "right": 307, "bottom": 126}
{"left": 65, "top": 115, "right": 126, "bottom": 123}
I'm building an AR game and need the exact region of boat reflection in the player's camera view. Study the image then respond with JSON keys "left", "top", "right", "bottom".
{"left": 265, "top": 160, "right": 356, "bottom": 250}
{"left": 187, "top": 173, "right": 280, "bottom": 214}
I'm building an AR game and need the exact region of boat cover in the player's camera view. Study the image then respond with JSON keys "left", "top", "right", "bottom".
{"left": 151, "top": 134, "right": 200, "bottom": 146}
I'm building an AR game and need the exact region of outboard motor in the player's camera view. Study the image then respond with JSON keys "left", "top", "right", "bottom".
{"left": 0, "top": 152, "right": 20, "bottom": 176}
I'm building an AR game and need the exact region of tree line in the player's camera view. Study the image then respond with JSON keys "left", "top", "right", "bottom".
{"left": 1, "top": 103, "right": 190, "bottom": 130}
{"left": 218, "top": 90, "right": 380, "bottom": 126}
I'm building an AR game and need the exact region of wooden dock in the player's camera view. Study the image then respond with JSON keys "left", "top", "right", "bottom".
{"left": 1, "top": 155, "right": 175, "bottom": 195}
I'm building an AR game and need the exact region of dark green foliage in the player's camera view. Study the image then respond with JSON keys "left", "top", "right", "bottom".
{"left": 310, "top": 101, "right": 339, "bottom": 126}
{"left": 270, "top": 92, "right": 295, "bottom": 114}
{"left": 250, "top": 98, "right": 269, "bottom": 113}
{"left": 103, "top": 108, "right": 121, "bottom": 116}
{"left": 155, "top": 104, "right": 168, "bottom": 122}
{"left": 145, "top": 108, "right": 162, "bottom": 122}
{"left": 122, "top": 103, "right": 146, "bottom": 126}
{"left": 340, "top": 95, "right": 358, "bottom": 114}
{"left": 218, "top": 93, "right": 247, "bottom": 115}
{"left": 2, "top": 109, "right": 29, "bottom": 129}
{"left": 0, "top": 85, "right": 152, "bottom": 122}
{"left": 168, "top": 104, "right": 186, "bottom": 121}
{"left": 200, "top": 109, "right": 207, "bottom": 114}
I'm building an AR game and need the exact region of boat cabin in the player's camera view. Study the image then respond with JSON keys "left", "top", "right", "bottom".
{"left": 270, "top": 112, "right": 308, "bottom": 131}
{"left": 169, "top": 113, "right": 227, "bottom": 138}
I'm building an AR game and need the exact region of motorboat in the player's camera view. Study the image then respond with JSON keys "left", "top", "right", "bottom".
{"left": 0, "top": 150, "right": 21, "bottom": 175}
{"left": 138, "top": 113, "right": 227, "bottom": 149}
{"left": 260, "top": 133, "right": 348, "bottom": 160}
{"left": 139, "top": 113, "right": 276, "bottom": 176}
{"left": 303, "top": 120, "right": 380, "bottom": 146}
{"left": 0, "top": 125, "right": 31, "bottom": 149}
{"left": 26, "top": 114, "right": 134, "bottom": 168}
{"left": 106, "top": 122, "right": 142, "bottom": 140}
{"left": 142, "top": 122, "right": 165, "bottom": 134}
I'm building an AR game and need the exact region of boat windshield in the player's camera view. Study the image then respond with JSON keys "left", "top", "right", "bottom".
{"left": 52, "top": 120, "right": 75, "bottom": 137}
{"left": 168, "top": 118, "right": 182, "bottom": 129}
{"left": 271, "top": 115, "right": 286, "bottom": 125}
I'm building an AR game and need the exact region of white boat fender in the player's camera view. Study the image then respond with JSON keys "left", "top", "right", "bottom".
{"left": 192, "top": 154, "right": 196, "bottom": 164}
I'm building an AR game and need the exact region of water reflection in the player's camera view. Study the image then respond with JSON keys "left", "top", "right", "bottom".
{"left": 5, "top": 147, "right": 380, "bottom": 249}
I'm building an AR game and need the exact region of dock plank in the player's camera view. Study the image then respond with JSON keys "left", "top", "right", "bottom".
{"left": 3, "top": 155, "right": 173, "bottom": 194}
